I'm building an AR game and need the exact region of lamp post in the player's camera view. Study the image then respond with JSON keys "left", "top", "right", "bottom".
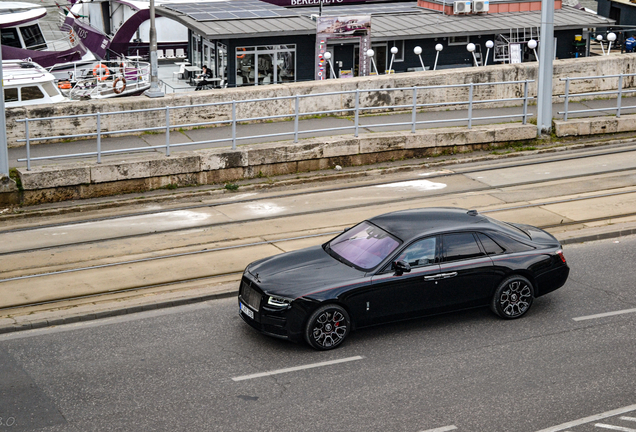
{"left": 144, "top": 0, "right": 164, "bottom": 98}
{"left": 388, "top": 46, "right": 398, "bottom": 74}
{"left": 323, "top": 51, "right": 336, "bottom": 78}
{"left": 366, "top": 48, "right": 379, "bottom": 75}
{"left": 466, "top": 43, "right": 479, "bottom": 67}
{"left": 414, "top": 46, "right": 425, "bottom": 71}
{"left": 528, "top": 39, "right": 539, "bottom": 63}
{"left": 607, "top": 32, "right": 617, "bottom": 55}
{"left": 433, "top": 44, "right": 443, "bottom": 70}
{"left": 484, "top": 40, "right": 493, "bottom": 66}
{"left": 597, "top": 34, "right": 606, "bottom": 55}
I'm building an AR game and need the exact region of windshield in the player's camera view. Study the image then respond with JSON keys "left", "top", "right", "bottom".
{"left": 327, "top": 222, "right": 401, "bottom": 270}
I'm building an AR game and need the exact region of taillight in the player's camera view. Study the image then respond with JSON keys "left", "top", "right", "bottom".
{"left": 556, "top": 249, "right": 566, "bottom": 263}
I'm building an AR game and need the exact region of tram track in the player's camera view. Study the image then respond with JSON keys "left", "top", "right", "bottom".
{"left": 3, "top": 143, "right": 636, "bottom": 311}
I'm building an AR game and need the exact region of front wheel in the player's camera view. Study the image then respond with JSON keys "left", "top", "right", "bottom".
{"left": 491, "top": 275, "right": 534, "bottom": 319}
{"left": 304, "top": 304, "right": 350, "bottom": 350}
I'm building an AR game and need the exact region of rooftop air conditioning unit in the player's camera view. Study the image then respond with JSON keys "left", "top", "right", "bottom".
{"left": 473, "top": 0, "right": 489, "bottom": 12}
{"left": 454, "top": 1, "right": 472, "bottom": 14}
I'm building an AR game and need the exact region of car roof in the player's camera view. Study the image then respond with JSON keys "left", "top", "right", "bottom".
{"left": 367, "top": 207, "right": 496, "bottom": 242}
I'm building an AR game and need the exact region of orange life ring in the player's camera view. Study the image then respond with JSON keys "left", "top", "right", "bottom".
{"left": 92, "top": 64, "right": 110, "bottom": 81}
{"left": 113, "top": 77, "right": 127, "bottom": 94}
{"left": 237, "top": 47, "right": 246, "bottom": 59}
{"left": 58, "top": 81, "right": 72, "bottom": 89}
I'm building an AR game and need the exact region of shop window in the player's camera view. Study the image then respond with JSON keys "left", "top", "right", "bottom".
{"left": 235, "top": 45, "right": 295, "bottom": 86}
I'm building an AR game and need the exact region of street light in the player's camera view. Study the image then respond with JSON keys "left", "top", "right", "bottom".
{"left": 607, "top": 32, "right": 617, "bottom": 55}
{"left": 597, "top": 34, "right": 606, "bottom": 55}
{"left": 388, "top": 46, "right": 398, "bottom": 74}
{"left": 528, "top": 39, "right": 539, "bottom": 63}
{"left": 414, "top": 46, "right": 425, "bottom": 71}
{"left": 484, "top": 40, "right": 493, "bottom": 66}
{"left": 144, "top": 0, "right": 164, "bottom": 98}
{"left": 433, "top": 44, "right": 443, "bottom": 70}
{"left": 466, "top": 43, "right": 479, "bottom": 67}
{"left": 323, "top": 51, "right": 337, "bottom": 79}
{"left": 366, "top": 48, "right": 379, "bottom": 75}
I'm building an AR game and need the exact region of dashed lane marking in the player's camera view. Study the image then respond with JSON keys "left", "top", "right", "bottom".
{"left": 573, "top": 308, "right": 636, "bottom": 321}
{"left": 419, "top": 426, "right": 457, "bottom": 432}
{"left": 534, "top": 404, "right": 636, "bottom": 432}
{"left": 231, "top": 355, "right": 364, "bottom": 382}
{"left": 594, "top": 424, "right": 636, "bottom": 431}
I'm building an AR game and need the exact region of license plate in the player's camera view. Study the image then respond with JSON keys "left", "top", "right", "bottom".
{"left": 240, "top": 302, "right": 254, "bottom": 319}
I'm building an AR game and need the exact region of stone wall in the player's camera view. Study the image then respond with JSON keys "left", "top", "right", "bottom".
{"left": 6, "top": 55, "right": 636, "bottom": 148}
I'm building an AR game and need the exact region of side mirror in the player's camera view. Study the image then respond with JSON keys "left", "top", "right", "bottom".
{"left": 393, "top": 260, "right": 411, "bottom": 276}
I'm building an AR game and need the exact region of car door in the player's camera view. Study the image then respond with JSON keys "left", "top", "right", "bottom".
{"left": 359, "top": 236, "right": 441, "bottom": 325}
{"left": 434, "top": 232, "right": 498, "bottom": 311}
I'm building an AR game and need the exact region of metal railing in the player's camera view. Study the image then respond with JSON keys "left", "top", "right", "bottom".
{"left": 558, "top": 73, "right": 636, "bottom": 121}
{"left": 16, "top": 80, "right": 534, "bottom": 170}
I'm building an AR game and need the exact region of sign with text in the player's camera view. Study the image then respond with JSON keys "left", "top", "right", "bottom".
{"left": 315, "top": 15, "right": 371, "bottom": 80}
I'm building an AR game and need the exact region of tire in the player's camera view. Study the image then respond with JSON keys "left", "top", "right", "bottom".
{"left": 304, "top": 304, "right": 350, "bottom": 350}
{"left": 491, "top": 275, "right": 534, "bottom": 319}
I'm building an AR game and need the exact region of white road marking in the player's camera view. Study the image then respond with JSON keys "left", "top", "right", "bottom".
{"left": 621, "top": 418, "right": 636, "bottom": 422}
{"left": 419, "top": 426, "right": 457, "bottom": 432}
{"left": 374, "top": 179, "right": 447, "bottom": 191}
{"left": 534, "top": 404, "right": 636, "bottom": 432}
{"left": 572, "top": 308, "right": 636, "bottom": 321}
{"left": 595, "top": 424, "right": 636, "bottom": 432}
{"left": 232, "top": 355, "right": 364, "bottom": 382}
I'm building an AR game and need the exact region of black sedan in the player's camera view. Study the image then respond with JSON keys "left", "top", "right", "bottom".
{"left": 238, "top": 208, "right": 569, "bottom": 350}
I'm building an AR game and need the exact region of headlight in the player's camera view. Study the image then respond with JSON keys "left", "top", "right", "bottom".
{"left": 267, "top": 296, "right": 292, "bottom": 308}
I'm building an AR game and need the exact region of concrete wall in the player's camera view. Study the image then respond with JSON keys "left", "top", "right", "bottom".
{"left": 7, "top": 54, "right": 636, "bottom": 148}
{"left": 12, "top": 123, "right": 537, "bottom": 205}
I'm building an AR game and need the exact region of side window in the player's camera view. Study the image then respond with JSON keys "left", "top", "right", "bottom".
{"left": 20, "top": 86, "right": 44, "bottom": 101}
{"left": 4, "top": 88, "right": 19, "bottom": 103}
{"left": 396, "top": 237, "right": 436, "bottom": 268}
{"left": 477, "top": 233, "right": 505, "bottom": 255}
{"left": 442, "top": 233, "right": 484, "bottom": 262}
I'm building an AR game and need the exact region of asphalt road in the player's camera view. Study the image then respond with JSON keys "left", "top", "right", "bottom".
{"left": 0, "top": 234, "right": 634, "bottom": 432}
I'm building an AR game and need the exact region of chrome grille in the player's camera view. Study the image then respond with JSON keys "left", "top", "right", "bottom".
{"left": 240, "top": 280, "right": 261, "bottom": 311}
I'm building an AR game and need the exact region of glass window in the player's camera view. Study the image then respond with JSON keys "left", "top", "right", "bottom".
{"left": 236, "top": 51, "right": 254, "bottom": 86}
{"left": 391, "top": 40, "right": 405, "bottom": 62}
{"left": 276, "top": 49, "right": 294, "bottom": 83}
{"left": 20, "top": 24, "right": 47, "bottom": 50}
{"left": 1, "top": 28, "right": 22, "bottom": 48}
{"left": 327, "top": 222, "right": 401, "bottom": 270}
{"left": 20, "top": 86, "right": 45, "bottom": 101}
{"left": 235, "top": 45, "right": 295, "bottom": 86}
{"left": 477, "top": 233, "right": 505, "bottom": 255}
{"left": 448, "top": 36, "right": 469, "bottom": 46}
{"left": 442, "top": 233, "right": 484, "bottom": 262}
{"left": 397, "top": 237, "right": 437, "bottom": 268}
{"left": 41, "top": 81, "right": 60, "bottom": 98}
{"left": 4, "top": 88, "right": 19, "bottom": 103}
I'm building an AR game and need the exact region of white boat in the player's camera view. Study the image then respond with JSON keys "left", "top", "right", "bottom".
{"left": 2, "top": 60, "right": 69, "bottom": 107}
{"left": 53, "top": 59, "right": 152, "bottom": 100}
{"left": 0, "top": 2, "right": 99, "bottom": 68}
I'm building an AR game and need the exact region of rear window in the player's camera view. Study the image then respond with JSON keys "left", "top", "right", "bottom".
{"left": 477, "top": 233, "right": 505, "bottom": 255}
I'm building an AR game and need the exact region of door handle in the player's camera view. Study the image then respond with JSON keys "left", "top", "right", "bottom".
{"left": 424, "top": 274, "right": 443, "bottom": 281}
{"left": 440, "top": 272, "right": 458, "bottom": 279}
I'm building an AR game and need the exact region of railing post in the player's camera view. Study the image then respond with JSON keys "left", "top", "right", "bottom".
{"left": 25, "top": 118, "right": 31, "bottom": 172}
{"left": 617, "top": 74, "right": 623, "bottom": 118}
{"left": 354, "top": 89, "right": 360, "bottom": 138}
{"left": 165, "top": 106, "right": 171, "bottom": 156}
{"left": 294, "top": 95, "right": 300, "bottom": 143}
{"left": 96, "top": 112, "right": 102, "bottom": 164}
{"left": 522, "top": 80, "right": 529, "bottom": 125}
{"left": 468, "top": 82, "right": 474, "bottom": 129}
{"left": 411, "top": 87, "right": 418, "bottom": 133}
{"left": 232, "top": 100, "right": 237, "bottom": 150}
{"left": 563, "top": 78, "right": 570, "bottom": 122}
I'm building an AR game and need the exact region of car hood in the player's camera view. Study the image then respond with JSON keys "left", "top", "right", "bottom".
{"left": 246, "top": 245, "right": 365, "bottom": 299}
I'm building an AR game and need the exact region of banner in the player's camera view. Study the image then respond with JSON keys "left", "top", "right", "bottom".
{"left": 315, "top": 15, "right": 371, "bottom": 80}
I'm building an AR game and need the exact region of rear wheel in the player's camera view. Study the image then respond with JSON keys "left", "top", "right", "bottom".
{"left": 491, "top": 275, "right": 534, "bottom": 319}
{"left": 304, "top": 304, "right": 350, "bottom": 350}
